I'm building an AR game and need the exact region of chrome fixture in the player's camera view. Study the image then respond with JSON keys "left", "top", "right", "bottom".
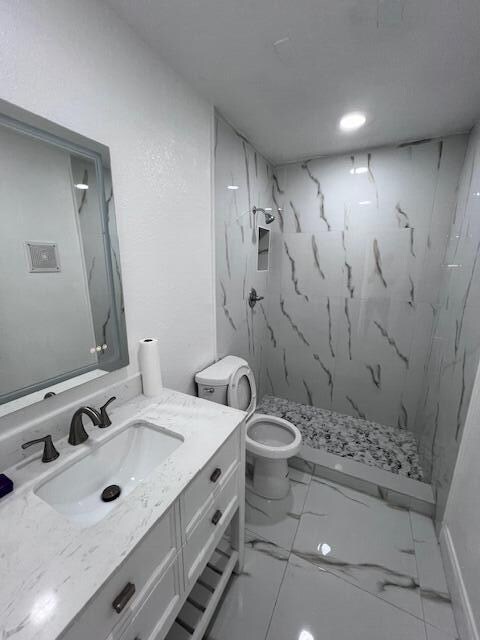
{"left": 22, "top": 434, "right": 59, "bottom": 463}
{"left": 231, "top": 205, "right": 280, "bottom": 226}
{"left": 68, "top": 397, "right": 116, "bottom": 445}
{"left": 265, "top": 212, "right": 276, "bottom": 224}
{"left": 248, "top": 288, "right": 264, "bottom": 308}
{"left": 252, "top": 206, "right": 276, "bottom": 224}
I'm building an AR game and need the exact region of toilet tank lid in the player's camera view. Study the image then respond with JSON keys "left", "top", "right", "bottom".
{"left": 195, "top": 355, "right": 248, "bottom": 386}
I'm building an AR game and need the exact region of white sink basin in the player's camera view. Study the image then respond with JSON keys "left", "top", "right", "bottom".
{"left": 35, "top": 421, "right": 183, "bottom": 527}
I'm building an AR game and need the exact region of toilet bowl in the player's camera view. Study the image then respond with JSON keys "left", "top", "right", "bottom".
{"left": 195, "top": 355, "right": 302, "bottom": 500}
{"left": 246, "top": 414, "right": 302, "bottom": 499}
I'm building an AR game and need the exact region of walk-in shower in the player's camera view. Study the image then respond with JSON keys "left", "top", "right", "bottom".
{"left": 215, "top": 111, "right": 480, "bottom": 523}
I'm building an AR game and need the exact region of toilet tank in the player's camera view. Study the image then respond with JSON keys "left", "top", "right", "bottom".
{"left": 195, "top": 356, "right": 248, "bottom": 406}
{"left": 197, "top": 383, "right": 228, "bottom": 405}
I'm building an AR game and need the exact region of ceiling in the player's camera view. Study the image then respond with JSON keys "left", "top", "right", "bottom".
{"left": 106, "top": 0, "right": 480, "bottom": 164}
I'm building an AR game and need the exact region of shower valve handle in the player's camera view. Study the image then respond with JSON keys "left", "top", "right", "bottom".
{"left": 248, "top": 288, "right": 264, "bottom": 308}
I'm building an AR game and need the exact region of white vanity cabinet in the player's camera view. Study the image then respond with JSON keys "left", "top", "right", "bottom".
{"left": 182, "top": 461, "right": 240, "bottom": 588}
{"left": 181, "top": 430, "right": 240, "bottom": 540}
{"left": 61, "top": 425, "right": 245, "bottom": 640}
{"left": 61, "top": 506, "right": 180, "bottom": 640}
{"left": 115, "top": 558, "right": 182, "bottom": 640}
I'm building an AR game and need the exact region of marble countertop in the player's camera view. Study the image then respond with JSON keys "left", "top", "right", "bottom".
{"left": 0, "top": 388, "right": 245, "bottom": 640}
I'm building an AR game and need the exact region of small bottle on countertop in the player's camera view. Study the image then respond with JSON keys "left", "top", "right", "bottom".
{"left": 0, "top": 473, "right": 14, "bottom": 499}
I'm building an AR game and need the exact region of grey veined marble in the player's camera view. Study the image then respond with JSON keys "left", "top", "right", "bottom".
{"left": 257, "top": 395, "right": 424, "bottom": 481}
{"left": 415, "top": 124, "right": 480, "bottom": 524}
{"left": 214, "top": 113, "right": 479, "bottom": 523}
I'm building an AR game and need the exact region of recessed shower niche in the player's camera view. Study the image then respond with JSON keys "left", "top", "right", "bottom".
{"left": 257, "top": 226, "right": 270, "bottom": 271}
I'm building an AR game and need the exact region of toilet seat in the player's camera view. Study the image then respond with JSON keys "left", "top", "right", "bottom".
{"left": 246, "top": 413, "right": 302, "bottom": 460}
{"left": 228, "top": 365, "right": 257, "bottom": 416}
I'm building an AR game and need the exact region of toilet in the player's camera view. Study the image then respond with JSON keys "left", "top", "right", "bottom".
{"left": 195, "top": 356, "right": 302, "bottom": 499}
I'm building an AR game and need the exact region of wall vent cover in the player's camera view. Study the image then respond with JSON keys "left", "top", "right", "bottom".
{"left": 26, "top": 242, "right": 60, "bottom": 273}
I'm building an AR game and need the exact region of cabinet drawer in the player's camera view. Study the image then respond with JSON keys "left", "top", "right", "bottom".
{"left": 62, "top": 507, "right": 178, "bottom": 640}
{"left": 116, "top": 555, "right": 181, "bottom": 640}
{"left": 183, "top": 467, "right": 239, "bottom": 587}
{"left": 181, "top": 430, "right": 240, "bottom": 540}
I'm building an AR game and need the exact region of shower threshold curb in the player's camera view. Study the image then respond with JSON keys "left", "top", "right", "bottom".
{"left": 291, "top": 444, "right": 435, "bottom": 517}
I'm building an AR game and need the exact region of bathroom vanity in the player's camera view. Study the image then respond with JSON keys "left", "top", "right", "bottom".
{"left": 0, "top": 389, "right": 246, "bottom": 640}
{"left": 0, "top": 102, "right": 246, "bottom": 640}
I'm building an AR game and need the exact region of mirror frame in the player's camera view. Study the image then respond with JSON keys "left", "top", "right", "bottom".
{"left": 0, "top": 104, "right": 129, "bottom": 408}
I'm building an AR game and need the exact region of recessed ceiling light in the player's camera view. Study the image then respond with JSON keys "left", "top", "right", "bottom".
{"left": 350, "top": 167, "right": 368, "bottom": 175}
{"left": 474, "top": 192, "right": 480, "bottom": 197}
{"left": 273, "top": 36, "right": 291, "bottom": 47}
{"left": 74, "top": 183, "right": 89, "bottom": 190}
{"left": 227, "top": 185, "right": 239, "bottom": 190}
{"left": 317, "top": 542, "right": 332, "bottom": 555}
{"left": 272, "top": 36, "right": 294, "bottom": 62}
{"left": 339, "top": 111, "right": 367, "bottom": 132}
{"left": 298, "top": 631, "right": 314, "bottom": 640}
{"left": 359, "top": 200, "right": 371, "bottom": 205}
{"left": 264, "top": 207, "right": 273, "bottom": 212}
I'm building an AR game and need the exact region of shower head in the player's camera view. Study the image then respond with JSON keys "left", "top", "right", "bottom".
{"left": 252, "top": 206, "right": 276, "bottom": 224}
{"left": 264, "top": 212, "right": 276, "bottom": 224}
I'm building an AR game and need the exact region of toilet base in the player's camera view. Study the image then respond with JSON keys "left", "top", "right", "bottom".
{"left": 252, "top": 457, "right": 290, "bottom": 499}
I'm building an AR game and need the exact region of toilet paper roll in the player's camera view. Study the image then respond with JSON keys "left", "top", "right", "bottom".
{"left": 138, "top": 338, "right": 163, "bottom": 397}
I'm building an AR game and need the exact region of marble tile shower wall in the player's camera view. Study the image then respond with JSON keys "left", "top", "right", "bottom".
{"left": 260, "top": 136, "right": 468, "bottom": 452}
{"left": 214, "top": 115, "right": 272, "bottom": 381}
{"left": 415, "top": 125, "right": 480, "bottom": 521}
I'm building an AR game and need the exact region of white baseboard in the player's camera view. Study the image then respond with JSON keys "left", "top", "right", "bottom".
{"left": 440, "top": 525, "right": 479, "bottom": 640}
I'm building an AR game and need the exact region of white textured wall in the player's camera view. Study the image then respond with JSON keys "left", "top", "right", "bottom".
{"left": 0, "top": 0, "right": 215, "bottom": 434}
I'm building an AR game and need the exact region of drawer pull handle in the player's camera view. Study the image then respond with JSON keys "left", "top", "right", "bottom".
{"left": 211, "top": 509, "right": 222, "bottom": 526}
{"left": 112, "top": 582, "right": 136, "bottom": 613}
{"left": 210, "top": 468, "right": 222, "bottom": 483}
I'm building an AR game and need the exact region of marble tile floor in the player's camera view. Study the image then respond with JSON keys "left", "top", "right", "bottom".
{"left": 257, "top": 394, "right": 425, "bottom": 481}
{"left": 206, "top": 467, "right": 458, "bottom": 640}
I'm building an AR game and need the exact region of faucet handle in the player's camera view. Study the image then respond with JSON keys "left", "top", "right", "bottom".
{"left": 22, "top": 435, "right": 59, "bottom": 463}
{"left": 98, "top": 396, "right": 116, "bottom": 428}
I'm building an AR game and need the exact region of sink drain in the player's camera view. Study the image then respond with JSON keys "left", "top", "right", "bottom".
{"left": 101, "top": 484, "right": 121, "bottom": 502}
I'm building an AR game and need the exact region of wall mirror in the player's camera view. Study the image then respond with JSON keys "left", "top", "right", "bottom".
{"left": 0, "top": 103, "right": 128, "bottom": 417}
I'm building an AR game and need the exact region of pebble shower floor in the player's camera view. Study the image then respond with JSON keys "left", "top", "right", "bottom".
{"left": 256, "top": 395, "right": 424, "bottom": 481}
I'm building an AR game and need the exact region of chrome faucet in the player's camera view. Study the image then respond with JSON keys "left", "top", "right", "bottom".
{"left": 68, "top": 397, "right": 116, "bottom": 445}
